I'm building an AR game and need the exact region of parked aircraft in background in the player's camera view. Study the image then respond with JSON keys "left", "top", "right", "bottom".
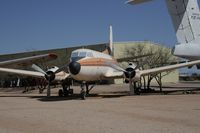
{"left": 1, "top": 26, "right": 200, "bottom": 99}
{"left": 127, "top": 0, "right": 200, "bottom": 63}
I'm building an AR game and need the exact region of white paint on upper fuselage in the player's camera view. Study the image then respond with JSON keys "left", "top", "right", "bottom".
{"left": 70, "top": 48, "right": 113, "bottom": 61}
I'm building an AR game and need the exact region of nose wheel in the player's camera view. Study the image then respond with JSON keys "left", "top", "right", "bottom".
{"left": 80, "top": 84, "right": 86, "bottom": 100}
{"left": 80, "top": 88, "right": 86, "bottom": 100}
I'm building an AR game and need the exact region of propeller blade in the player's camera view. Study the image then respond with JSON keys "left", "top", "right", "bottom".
{"left": 32, "top": 64, "right": 46, "bottom": 75}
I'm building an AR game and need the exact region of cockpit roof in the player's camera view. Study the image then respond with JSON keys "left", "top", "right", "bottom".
{"left": 70, "top": 48, "right": 113, "bottom": 60}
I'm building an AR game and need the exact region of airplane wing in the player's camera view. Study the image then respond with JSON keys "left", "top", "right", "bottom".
{"left": 0, "top": 53, "right": 57, "bottom": 68}
{"left": 0, "top": 67, "right": 44, "bottom": 78}
{"left": 0, "top": 67, "right": 70, "bottom": 81}
{"left": 126, "top": 0, "right": 153, "bottom": 5}
{"left": 106, "top": 59, "right": 200, "bottom": 80}
{"left": 140, "top": 60, "right": 200, "bottom": 76}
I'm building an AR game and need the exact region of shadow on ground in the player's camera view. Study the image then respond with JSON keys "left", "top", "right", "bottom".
{"left": 0, "top": 87, "right": 200, "bottom": 102}
{"left": 34, "top": 92, "right": 129, "bottom": 102}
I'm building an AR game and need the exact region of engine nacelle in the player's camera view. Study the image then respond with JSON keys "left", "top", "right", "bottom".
{"left": 48, "top": 66, "right": 59, "bottom": 73}
{"left": 124, "top": 67, "right": 136, "bottom": 79}
{"left": 44, "top": 66, "right": 59, "bottom": 82}
{"left": 45, "top": 71, "right": 55, "bottom": 82}
{"left": 124, "top": 63, "right": 141, "bottom": 83}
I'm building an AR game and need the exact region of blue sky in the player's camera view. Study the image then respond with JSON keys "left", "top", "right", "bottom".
{"left": 0, "top": 0, "right": 177, "bottom": 54}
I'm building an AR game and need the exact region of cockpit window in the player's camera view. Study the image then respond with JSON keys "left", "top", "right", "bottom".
{"left": 70, "top": 51, "right": 87, "bottom": 62}
{"left": 71, "top": 52, "right": 78, "bottom": 57}
{"left": 79, "top": 52, "right": 87, "bottom": 57}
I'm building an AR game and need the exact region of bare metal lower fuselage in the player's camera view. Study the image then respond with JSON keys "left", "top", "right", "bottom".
{"left": 173, "top": 43, "right": 200, "bottom": 60}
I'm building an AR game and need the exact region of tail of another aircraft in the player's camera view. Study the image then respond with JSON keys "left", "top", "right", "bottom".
{"left": 127, "top": 0, "right": 200, "bottom": 60}
{"left": 128, "top": 0, "right": 200, "bottom": 44}
{"left": 166, "top": 0, "right": 200, "bottom": 44}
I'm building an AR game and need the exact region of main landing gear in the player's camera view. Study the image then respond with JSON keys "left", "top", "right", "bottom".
{"left": 80, "top": 83, "right": 94, "bottom": 100}
{"left": 58, "top": 87, "right": 73, "bottom": 97}
{"left": 58, "top": 79, "right": 73, "bottom": 97}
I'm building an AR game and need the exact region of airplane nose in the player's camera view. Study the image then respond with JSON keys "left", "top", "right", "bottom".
{"left": 69, "top": 61, "right": 81, "bottom": 75}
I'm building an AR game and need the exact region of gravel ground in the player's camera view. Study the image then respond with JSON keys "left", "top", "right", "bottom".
{"left": 0, "top": 83, "right": 200, "bottom": 133}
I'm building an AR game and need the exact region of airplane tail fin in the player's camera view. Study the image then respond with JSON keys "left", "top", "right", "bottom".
{"left": 103, "top": 25, "right": 114, "bottom": 55}
{"left": 127, "top": 0, "right": 200, "bottom": 44}
{"left": 166, "top": 0, "right": 200, "bottom": 44}
{"left": 109, "top": 25, "right": 114, "bottom": 55}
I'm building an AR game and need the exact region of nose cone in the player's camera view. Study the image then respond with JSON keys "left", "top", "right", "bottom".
{"left": 69, "top": 61, "right": 81, "bottom": 75}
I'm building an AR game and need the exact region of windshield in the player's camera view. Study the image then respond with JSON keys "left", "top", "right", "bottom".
{"left": 70, "top": 51, "right": 87, "bottom": 62}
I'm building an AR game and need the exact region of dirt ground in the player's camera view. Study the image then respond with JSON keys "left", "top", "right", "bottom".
{"left": 0, "top": 82, "right": 200, "bottom": 133}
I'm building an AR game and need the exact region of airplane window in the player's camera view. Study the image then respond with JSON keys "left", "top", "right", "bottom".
{"left": 87, "top": 52, "right": 93, "bottom": 57}
{"left": 70, "top": 51, "right": 86, "bottom": 62}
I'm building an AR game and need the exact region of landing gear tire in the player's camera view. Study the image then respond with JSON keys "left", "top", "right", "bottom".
{"left": 69, "top": 89, "right": 73, "bottom": 95}
{"left": 63, "top": 89, "right": 69, "bottom": 97}
{"left": 135, "top": 89, "right": 140, "bottom": 95}
{"left": 80, "top": 90, "right": 86, "bottom": 100}
{"left": 58, "top": 89, "right": 63, "bottom": 97}
{"left": 39, "top": 89, "right": 43, "bottom": 94}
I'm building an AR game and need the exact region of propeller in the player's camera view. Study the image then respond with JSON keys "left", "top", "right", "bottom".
{"left": 31, "top": 64, "right": 60, "bottom": 97}
{"left": 105, "top": 61, "right": 138, "bottom": 94}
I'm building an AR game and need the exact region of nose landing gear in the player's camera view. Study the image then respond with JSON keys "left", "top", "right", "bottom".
{"left": 80, "top": 83, "right": 95, "bottom": 100}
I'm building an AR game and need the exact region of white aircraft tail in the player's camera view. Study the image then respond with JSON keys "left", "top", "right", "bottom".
{"left": 166, "top": 0, "right": 200, "bottom": 44}
{"left": 103, "top": 25, "right": 114, "bottom": 56}
{"left": 127, "top": 0, "right": 200, "bottom": 60}
{"left": 109, "top": 25, "right": 114, "bottom": 55}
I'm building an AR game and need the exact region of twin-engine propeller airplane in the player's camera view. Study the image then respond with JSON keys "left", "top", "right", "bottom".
{"left": 1, "top": 26, "right": 200, "bottom": 99}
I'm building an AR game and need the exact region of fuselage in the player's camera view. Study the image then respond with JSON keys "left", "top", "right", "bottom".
{"left": 68, "top": 49, "right": 123, "bottom": 81}
{"left": 173, "top": 43, "right": 200, "bottom": 60}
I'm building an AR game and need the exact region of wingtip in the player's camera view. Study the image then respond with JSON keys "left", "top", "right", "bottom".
{"left": 125, "top": 0, "right": 133, "bottom": 4}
